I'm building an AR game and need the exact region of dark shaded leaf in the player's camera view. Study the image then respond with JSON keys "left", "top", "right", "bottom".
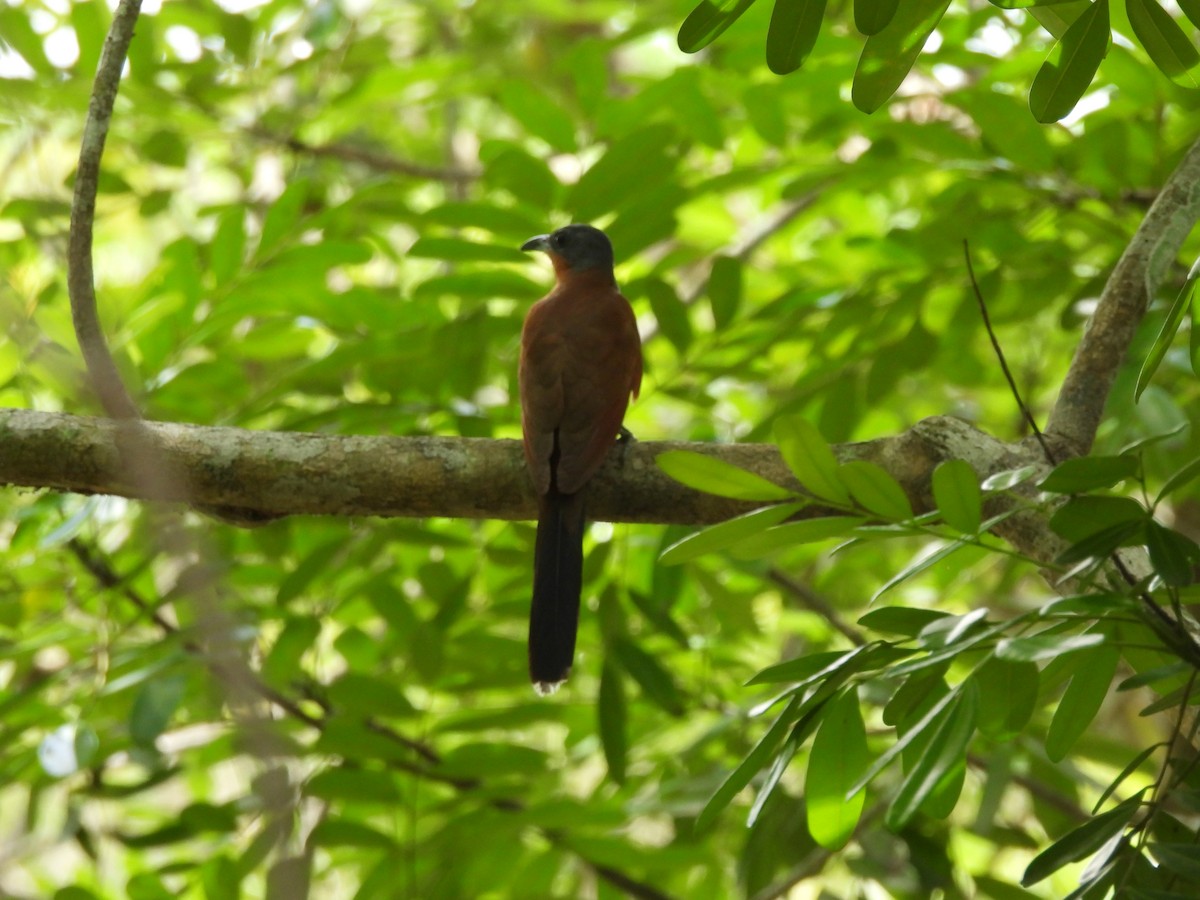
{"left": 1127, "top": 0, "right": 1200, "bottom": 84}
{"left": 678, "top": 0, "right": 761, "bottom": 53}
{"left": 1045, "top": 645, "right": 1118, "bottom": 761}
{"left": 766, "top": 0, "right": 827, "bottom": 75}
{"left": 598, "top": 660, "right": 628, "bottom": 783}
{"left": 852, "top": 0, "right": 953, "bottom": 113}
{"left": 1039, "top": 455, "right": 1139, "bottom": 493}
{"left": 855, "top": 0, "right": 899, "bottom": 34}
{"left": 1022, "top": 793, "right": 1142, "bottom": 886}
{"left": 1029, "top": 0, "right": 1110, "bottom": 122}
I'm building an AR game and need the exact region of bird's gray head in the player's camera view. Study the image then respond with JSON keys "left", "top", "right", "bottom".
{"left": 521, "top": 224, "right": 614, "bottom": 273}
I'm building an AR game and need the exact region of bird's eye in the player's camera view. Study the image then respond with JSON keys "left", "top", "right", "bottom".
{"left": 551, "top": 232, "right": 567, "bottom": 248}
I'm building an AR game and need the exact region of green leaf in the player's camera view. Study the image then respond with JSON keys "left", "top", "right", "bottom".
{"left": 852, "top": 0, "right": 953, "bottom": 113}
{"left": 130, "top": 675, "right": 187, "bottom": 747}
{"left": 708, "top": 255, "right": 743, "bottom": 327}
{"left": 805, "top": 688, "right": 869, "bottom": 849}
{"left": 1146, "top": 522, "right": 1199, "bottom": 587}
{"left": 1149, "top": 843, "right": 1200, "bottom": 879}
{"left": 696, "top": 696, "right": 800, "bottom": 831}
{"left": 748, "top": 642, "right": 887, "bottom": 686}
{"left": 258, "top": 179, "right": 309, "bottom": 257}
{"left": 660, "top": 502, "right": 804, "bottom": 565}
{"left": 499, "top": 82, "right": 577, "bottom": 151}
{"left": 1182, "top": 0, "right": 1200, "bottom": 28}
{"left": 766, "top": 0, "right": 827, "bottom": 75}
{"left": 1038, "top": 455, "right": 1139, "bottom": 493}
{"left": 631, "top": 277, "right": 692, "bottom": 353}
{"left": 858, "top": 606, "right": 950, "bottom": 637}
{"left": 886, "top": 680, "right": 977, "bottom": 829}
{"left": 1127, "top": 0, "right": 1200, "bottom": 85}
{"left": 775, "top": 416, "right": 851, "bottom": 505}
{"left": 1137, "top": 258, "right": 1199, "bottom": 400}
{"left": 1021, "top": 793, "right": 1142, "bottom": 886}
{"left": 1091, "top": 743, "right": 1163, "bottom": 813}
{"left": 613, "top": 639, "right": 686, "bottom": 716}
{"left": 1117, "top": 661, "right": 1191, "bottom": 691}
{"left": 1056, "top": 520, "right": 1145, "bottom": 565}
{"left": 309, "top": 818, "right": 396, "bottom": 850}
{"left": 306, "top": 768, "right": 401, "bottom": 804}
{"left": 995, "top": 631, "right": 1105, "bottom": 662}
{"left": 211, "top": 208, "right": 246, "bottom": 286}
{"left": 326, "top": 673, "right": 415, "bottom": 719}
{"left": 848, "top": 685, "right": 961, "bottom": 796}
{"left": 746, "top": 699, "right": 827, "bottom": 826}
{"left": 1029, "top": 0, "right": 1110, "bottom": 123}
{"left": 1050, "top": 495, "right": 1147, "bottom": 541}
{"left": 932, "top": 460, "right": 982, "bottom": 533}
{"left": 1045, "top": 645, "right": 1118, "bottom": 760}
{"left": 568, "top": 124, "right": 678, "bottom": 220}
{"left": 871, "top": 538, "right": 970, "bottom": 603}
{"left": 408, "top": 237, "right": 528, "bottom": 263}
{"left": 656, "top": 450, "right": 794, "bottom": 501}
{"left": 981, "top": 465, "right": 1040, "bottom": 491}
{"left": 598, "top": 660, "right": 628, "bottom": 783}
{"left": 728, "top": 515, "right": 867, "bottom": 558}
{"left": 1154, "top": 456, "right": 1200, "bottom": 507}
{"left": 839, "top": 460, "right": 913, "bottom": 520}
{"left": 974, "top": 657, "right": 1040, "bottom": 739}
{"left": 678, "top": 0, "right": 761, "bottom": 53}
{"left": 854, "top": 0, "right": 899, "bottom": 34}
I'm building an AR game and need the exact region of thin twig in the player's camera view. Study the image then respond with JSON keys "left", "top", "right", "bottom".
{"left": 67, "top": 0, "right": 141, "bottom": 419}
{"left": 767, "top": 568, "right": 866, "bottom": 646}
{"left": 266, "top": 131, "right": 480, "bottom": 184}
{"left": 963, "top": 240, "right": 1057, "bottom": 466}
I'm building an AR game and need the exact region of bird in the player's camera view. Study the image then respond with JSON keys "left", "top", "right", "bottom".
{"left": 519, "top": 224, "right": 643, "bottom": 694}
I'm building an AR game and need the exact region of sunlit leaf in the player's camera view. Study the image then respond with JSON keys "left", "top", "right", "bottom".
{"left": 932, "top": 459, "right": 982, "bottom": 533}
{"left": 775, "top": 416, "right": 851, "bottom": 505}
{"left": 656, "top": 450, "right": 794, "bottom": 501}
{"left": 806, "top": 688, "right": 868, "bottom": 848}
{"left": 660, "top": 502, "right": 804, "bottom": 565}
{"left": 839, "top": 460, "right": 913, "bottom": 520}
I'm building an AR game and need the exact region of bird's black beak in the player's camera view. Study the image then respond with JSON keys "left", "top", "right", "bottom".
{"left": 521, "top": 234, "right": 550, "bottom": 253}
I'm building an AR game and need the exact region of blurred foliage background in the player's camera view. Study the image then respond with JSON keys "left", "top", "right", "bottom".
{"left": 2, "top": 0, "right": 1200, "bottom": 897}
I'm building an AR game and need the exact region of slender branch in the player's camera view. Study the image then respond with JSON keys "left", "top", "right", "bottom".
{"left": 767, "top": 569, "right": 866, "bottom": 646}
{"left": 1046, "top": 135, "right": 1200, "bottom": 455}
{"left": 67, "top": 0, "right": 141, "bottom": 419}
{"left": 262, "top": 131, "right": 480, "bottom": 184}
{"left": 963, "top": 240, "right": 1057, "bottom": 466}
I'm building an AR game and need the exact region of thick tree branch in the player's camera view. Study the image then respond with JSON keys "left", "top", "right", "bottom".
{"left": 0, "top": 407, "right": 1062, "bottom": 536}
{"left": 67, "top": 0, "right": 142, "bottom": 420}
{"left": 1046, "top": 135, "right": 1200, "bottom": 454}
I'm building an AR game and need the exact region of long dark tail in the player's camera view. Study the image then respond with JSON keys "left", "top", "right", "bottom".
{"left": 529, "top": 490, "right": 585, "bottom": 692}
